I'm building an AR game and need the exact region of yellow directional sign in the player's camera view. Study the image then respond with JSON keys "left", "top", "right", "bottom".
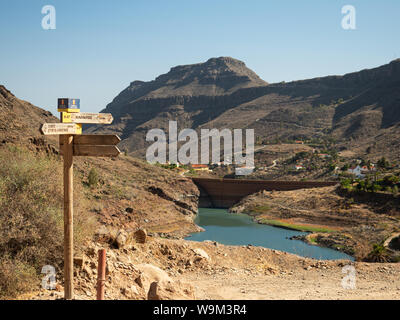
{"left": 61, "top": 112, "right": 113, "bottom": 124}
{"left": 40, "top": 123, "right": 82, "bottom": 135}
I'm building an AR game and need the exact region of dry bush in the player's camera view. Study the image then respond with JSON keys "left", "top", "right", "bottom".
{"left": 0, "top": 256, "right": 37, "bottom": 299}
{"left": 0, "top": 145, "right": 97, "bottom": 298}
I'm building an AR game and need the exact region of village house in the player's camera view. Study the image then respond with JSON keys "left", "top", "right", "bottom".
{"left": 347, "top": 165, "right": 365, "bottom": 178}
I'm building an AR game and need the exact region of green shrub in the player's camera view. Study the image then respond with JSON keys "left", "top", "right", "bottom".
{"left": 88, "top": 168, "right": 100, "bottom": 187}
{"left": 366, "top": 243, "right": 390, "bottom": 262}
{"left": 340, "top": 178, "right": 352, "bottom": 189}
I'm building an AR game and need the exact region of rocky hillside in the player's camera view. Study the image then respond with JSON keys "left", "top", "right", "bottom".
{"left": 88, "top": 57, "right": 400, "bottom": 161}
{"left": 0, "top": 85, "right": 59, "bottom": 151}
{"left": 0, "top": 85, "right": 200, "bottom": 237}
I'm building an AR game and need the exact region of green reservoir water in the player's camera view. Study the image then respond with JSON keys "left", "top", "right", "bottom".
{"left": 185, "top": 208, "right": 354, "bottom": 261}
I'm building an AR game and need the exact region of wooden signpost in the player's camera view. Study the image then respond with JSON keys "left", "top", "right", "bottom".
{"left": 40, "top": 98, "right": 121, "bottom": 300}
{"left": 59, "top": 135, "right": 121, "bottom": 156}
{"left": 61, "top": 112, "right": 113, "bottom": 124}
{"left": 40, "top": 123, "right": 82, "bottom": 135}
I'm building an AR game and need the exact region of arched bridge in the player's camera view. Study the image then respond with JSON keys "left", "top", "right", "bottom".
{"left": 191, "top": 178, "right": 338, "bottom": 208}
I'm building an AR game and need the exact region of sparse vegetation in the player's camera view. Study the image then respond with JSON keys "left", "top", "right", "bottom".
{"left": 0, "top": 146, "right": 97, "bottom": 298}
{"left": 258, "top": 218, "right": 335, "bottom": 233}
{"left": 366, "top": 243, "right": 390, "bottom": 263}
{"left": 340, "top": 174, "right": 400, "bottom": 194}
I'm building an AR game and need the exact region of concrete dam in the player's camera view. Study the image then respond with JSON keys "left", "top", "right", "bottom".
{"left": 191, "top": 178, "right": 338, "bottom": 208}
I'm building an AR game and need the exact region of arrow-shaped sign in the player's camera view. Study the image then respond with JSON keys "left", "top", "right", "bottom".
{"left": 72, "top": 145, "right": 121, "bottom": 157}
{"left": 61, "top": 112, "right": 113, "bottom": 124}
{"left": 60, "top": 135, "right": 120, "bottom": 147}
{"left": 59, "top": 134, "right": 121, "bottom": 157}
{"left": 70, "top": 134, "right": 120, "bottom": 145}
{"left": 41, "top": 123, "right": 82, "bottom": 135}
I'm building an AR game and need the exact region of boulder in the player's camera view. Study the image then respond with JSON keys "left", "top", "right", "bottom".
{"left": 193, "top": 248, "right": 210, "bottom": 261}
{"left": 95, "top": 225, "right": 111, "bottom": 243}
{"left": 147, "top": 280, "right": 195, "bottom": 300}
{"left": 135, "top": 229, "right": 147, "bottom": 244}
{"left": 135, "top": 264, "right": 172, "bottom": 293}
{"left": 115, "top": 230, "right": 128, "bottom": 249}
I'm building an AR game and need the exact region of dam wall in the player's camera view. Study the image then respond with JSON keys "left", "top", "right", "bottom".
{"left": 191, "top": 178, "right": 338, "bottom": 208}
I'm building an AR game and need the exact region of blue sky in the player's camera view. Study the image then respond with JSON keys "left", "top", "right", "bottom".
{"left": 0, "top": 0, "right": 399, "bottom": 115}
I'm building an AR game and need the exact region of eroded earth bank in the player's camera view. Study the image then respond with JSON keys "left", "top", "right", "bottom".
{"left": 24, "top": 182, "right": 400, "bottom": 300}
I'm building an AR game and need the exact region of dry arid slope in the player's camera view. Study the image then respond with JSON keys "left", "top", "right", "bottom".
{"left": 0, "top": 85, "right": 201, "bottom": 239}
{"left": 88, "top": 57, "right": 400, "bottom": 161}
{"left": 0, "top": 85, "right": 58, "bottom": 149}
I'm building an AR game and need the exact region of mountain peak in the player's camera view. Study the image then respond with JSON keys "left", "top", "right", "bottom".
{"left": 150, "top": 57, "right": 267, "bottom": 95}
{"left": 205, "top": 56, "right": 246, "bottom": 67}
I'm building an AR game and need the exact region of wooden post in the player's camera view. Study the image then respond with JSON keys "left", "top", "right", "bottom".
{"left": 39, "top": 104, "right": 120, "bottom": 300}
{"left": 96, "top": 249, "right": 106, "bottom": 300}
{"left": 62, "top": 134, "right": 74, "bottom": 300}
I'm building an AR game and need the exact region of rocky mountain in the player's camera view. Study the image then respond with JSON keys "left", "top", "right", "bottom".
{"left": 88, "top": 57, "right": 400, "bottom": 161}
{"left": 86, "top": 57, "right": 268, "bottom": 155}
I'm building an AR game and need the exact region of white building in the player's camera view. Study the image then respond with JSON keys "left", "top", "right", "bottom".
{"left": 347, "top": 165, "right": 365, "bottom": 178}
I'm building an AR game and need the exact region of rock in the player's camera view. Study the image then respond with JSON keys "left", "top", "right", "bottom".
{"left": 82, "top": 265, "right": 92, "bottom": 277}
{"left": 131, "top": 285, "right": 139, "bottom": 295}
{"left": 135, "top": 264, "right": 172, "bottom": 293}
{"left": 193, "top": 248, "right": 210, "bottom": 261}
{"left": 115, "top": 230, "right": 128, "bottom": 249}
{"left": 106, "top": 261, "right": 114, "bottom": 275}
{"left": 86, "top": 247, "right": 96, "bottom": 258}
{"left": 126, "top": 207, "right": 134, "bottom": 213}
{"left": 95, "top": 225, "right": 111, "bottom": 242}
{"left": 74, "top": 256, "right": 85, "bottom": 269}
{"left": 135, "top": 274, "right": 145, "bottom": 288}
{"left": 185, "top": 259, "right": 193, "bottom": 267}
{"left": 147, "top": 279, "right": 195, "bottom": 300}
{"left": 55, "top": 283, "right": 63, "bottom": 292}
{"left": 120, "top": 288, "right": 129, "bottom": 296}
{"left": 135, "top": 229, "right": 147, "bottom": 244}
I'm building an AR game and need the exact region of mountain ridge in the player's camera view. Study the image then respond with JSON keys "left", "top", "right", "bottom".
{"left": 87, "top": 57, "right": 400, "bottom": 161}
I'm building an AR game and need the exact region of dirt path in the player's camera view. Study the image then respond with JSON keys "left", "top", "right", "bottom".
{"left": 21, "top": 238, "right": 400, "bottom": 300}
{"left": 184, "top": 264, "right": 400, "bottom": 299}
